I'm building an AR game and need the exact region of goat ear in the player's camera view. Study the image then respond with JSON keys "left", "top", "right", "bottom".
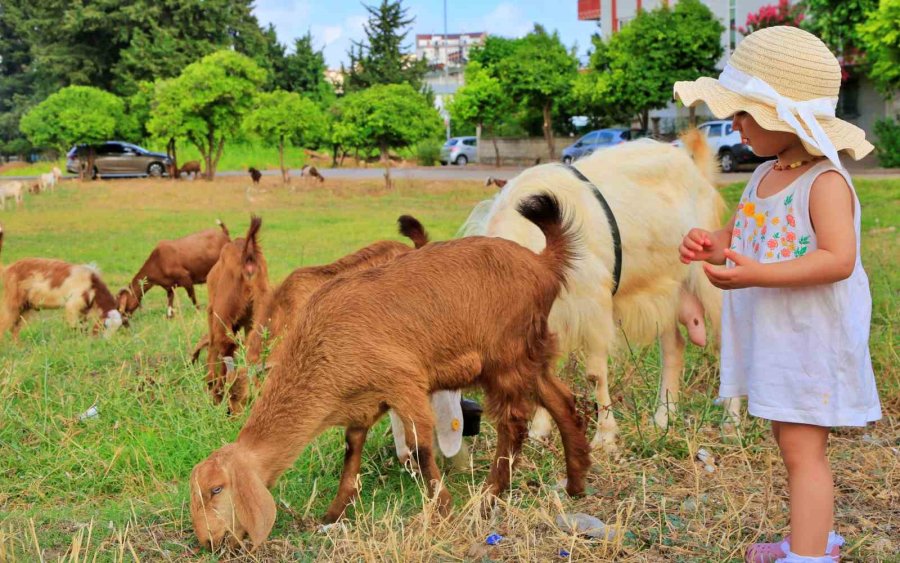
{"left": 230, "top": 461, "right": 276, "bottom": 549}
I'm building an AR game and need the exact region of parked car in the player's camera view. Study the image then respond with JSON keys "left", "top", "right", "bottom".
{"left": 440, "top": 136, "right": 477, "bottom": 166}
{"left": 672, "top": 120, "right": 772, "bottom": 173}
{"left": 66, "top": 141, "right": 172, "bottom": 178}
{"left": 561, "top": 128, "right": 631, "bottom": 164}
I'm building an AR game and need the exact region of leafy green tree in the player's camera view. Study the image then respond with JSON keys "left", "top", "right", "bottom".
{"left": 244, "top": 90, "right": 328, "bottom": 183}
{"left": 345, "top": 0, "right": 428, "bottom": 91}
{"left": 279, "top": 32, "right": 335, "bottom": 103}
{"left": 20, "top": 86, "right": 124, "bottom": 179}
{"left": 857, "top": 0, "right": 900, "bottom": 96}
{"left": 495, "top": 25, "right": 578, "bottom": 159}
{"left": 449, "top": 62, "right": 509, "bottom": 166}
{"left": 597, "top": 0, "right": 723, "bottom": 131}
{"left": 0, "top": 3, "right": 38, "bottom": 156}
{"left": 469, "top": 36, "right": 520, "bottom": 76}
{"left": 147, "top": 50, "right": 266, "bottom": 180}
{"left": 803, "top": 0, "right": 876, "bottom": 64}
{"left": 339, "top": 84, "right": 441, "bottom": 188}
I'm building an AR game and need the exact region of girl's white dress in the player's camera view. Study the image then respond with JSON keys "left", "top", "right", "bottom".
{"left": 719, "top": 160, "right": 882, "bottom": 426}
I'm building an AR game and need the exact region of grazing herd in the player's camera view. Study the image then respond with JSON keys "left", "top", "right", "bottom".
{"left": 1, "top": 136, "right": 730, "bottom": 552}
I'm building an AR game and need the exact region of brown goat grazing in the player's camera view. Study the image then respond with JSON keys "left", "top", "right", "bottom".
{"left": 248, "top": 167, "right": 262, "bottom": 185}
{"left": 191, "top": 216, "right": 430, "bottom": 415}
{"left": 484, "top": 176, "right": 508, "bottom": 189}
{"left": 118, "top": 220, "right": 231, "bottom": 319}
{"left": 189, "top": 193, "right": 590, "bottom": 550}
{"left": 179, "top": 161, "right": 202, "bottom": 179}
{"left": 0, "top": 226, "right": 123, "bottom": 339}
{"left": 203, "top": 216, "right": 268, "bottom": 414}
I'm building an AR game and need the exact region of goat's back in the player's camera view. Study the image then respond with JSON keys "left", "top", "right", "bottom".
{"left": 463, "top": 139, "right": 724, "bottom": 348}
{"left": 271, "top": 237, "right": 563, "bottom": 392}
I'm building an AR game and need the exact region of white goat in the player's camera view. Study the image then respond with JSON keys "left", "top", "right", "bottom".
{"left": 461, "top": 132, "right": 739, "bottom": 451}
{"left": 39, "top": 166, "right": 61, "bottom": 193}
{"left": 0, "top": 181, "right": 24, "bottom": 209}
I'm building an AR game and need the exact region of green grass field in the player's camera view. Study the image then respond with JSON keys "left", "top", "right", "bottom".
{"left": 0, "top": 175, "right": 896, "bottom": 562}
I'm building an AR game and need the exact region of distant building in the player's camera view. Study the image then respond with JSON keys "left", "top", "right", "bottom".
{"left": 415, "top": 32, "right": 487, "bottom": 136}
{"left": 324, "top": 69, "right": 344, "bottom": 95}
{"left": 578, "top": 0, "right": 895, "bottom": 144}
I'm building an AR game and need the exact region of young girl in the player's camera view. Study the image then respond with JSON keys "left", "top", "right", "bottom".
{"left": 674, "top": 26, "right": 882, "bottom": 563}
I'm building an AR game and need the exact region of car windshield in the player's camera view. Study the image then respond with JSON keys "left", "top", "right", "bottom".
{"left": 444, "top": 139, "right": 458, "bottom": 146}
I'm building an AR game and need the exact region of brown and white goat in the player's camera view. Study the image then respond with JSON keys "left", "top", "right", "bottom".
{"left": 189, "top": 193, "right": 590, "bottom": 550}
{"left": 0, "top": 226, "right": 123, "bottom": 339}
{"left": 462, "top": 131, "right": 730, "bottom": 451}
{"left": 300, "top": 165, "right": 325, "bottom": 183}
{"left": 485, "top": 176, "right": 507, "bottom": 189}
{"left": 118, "top": 220, "right": 231, "bottom": 319}
{"left": 0, "top": 181, "right": 24, "bottom": 209}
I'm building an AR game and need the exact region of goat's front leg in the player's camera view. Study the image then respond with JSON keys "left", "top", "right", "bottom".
{"left": 395, "top": 397, "right": 452, "bottom": 516}
{"left": 653, "top": 322, "right": 685, "bottom": 430}
{"left": 323, "top": 426, "right": 369, "bottom": 523}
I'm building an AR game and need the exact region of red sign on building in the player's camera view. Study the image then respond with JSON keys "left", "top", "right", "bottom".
{"left": 578, "top": 0, "right": 601, "bottom": 21}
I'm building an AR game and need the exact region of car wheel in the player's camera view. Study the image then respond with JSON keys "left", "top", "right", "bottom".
{"left": 720, "top": 150, "right": 736, "bottom": 173}
{"left": 147, "top": 162, "right": 165, "bottom": 177}
{"left": 455, "top": 155, "right": 468, "bottom": 166}
{"left": 562, "top": 155, "right": 573, "bottom": 165}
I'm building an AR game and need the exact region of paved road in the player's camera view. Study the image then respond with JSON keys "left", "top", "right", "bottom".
{"left": 3, "top": 164, "right": 896, "bottom": 184}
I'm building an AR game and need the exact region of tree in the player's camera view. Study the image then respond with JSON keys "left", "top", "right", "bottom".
{"left": 738, "top": 0, "right": 805, "bottom": 35}
{"left": 469, "top": 36, "right": 519, "bottom": 75}
{"left": 19, "top": 86, "right": 124, "bottom": 180}
{"left": 244, "top": 90, "right": 328, "bottom": 183}
{"left": 344, "top": 0, "right": 428, "bottom": 91}
{"left": 857, "top": 0, "right": 900, "bottom": 96}
{"left": 495, "top": 25, "right": 578, "bottom": 159}
{"left": 147, "top": 50, "right": 266, "bottom": 180}
{"left": 596, "top": 0, "right": 723, "bottom": 131}
{"left": 449, "top": 62, "right": 509, "bottom": 166}
{"left": 803, "top": 0, "right": 876, "bottom": 65}
{"left": 278, "top": 32, "right": 335, "bottom": 103}
{"left": 339, "top": 84, "right": 441, "bottom": 188}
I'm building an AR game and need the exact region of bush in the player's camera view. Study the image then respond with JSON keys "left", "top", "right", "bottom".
{"left": 416, "top": 138, "right": 442, "bottom": 166}
{"left": 873, "top": 116, "right": 900, "bottom": 168}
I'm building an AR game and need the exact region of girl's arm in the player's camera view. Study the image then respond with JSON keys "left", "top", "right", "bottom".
{"left": 679, "top": 213, "right": 736, "bottom": 265}
{"left": 704, "top": 172, "right": 857, "bottom": 289}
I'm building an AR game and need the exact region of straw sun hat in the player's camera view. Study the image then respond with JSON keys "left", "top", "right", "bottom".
{"left": 674, "top": 26, "right": 873, "bottom": 168}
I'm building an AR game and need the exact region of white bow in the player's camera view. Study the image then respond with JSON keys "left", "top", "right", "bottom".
{"left": 718, "top": 64, "right": 842, "bottom": 170}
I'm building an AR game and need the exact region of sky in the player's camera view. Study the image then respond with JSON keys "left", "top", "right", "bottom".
{"left": 253, "top": 0, "right": 601, "bottom": 69}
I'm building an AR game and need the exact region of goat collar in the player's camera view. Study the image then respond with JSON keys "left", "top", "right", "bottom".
{"left": 562, "top": 164, "right": 622, "bottom": 295}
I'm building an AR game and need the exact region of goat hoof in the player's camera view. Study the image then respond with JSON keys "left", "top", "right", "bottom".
{"left": 590, "top": 433, "right": 618, "bottom": 454}
{"left": 166, "top": 306, "right": 174, "bottom": 319}
{"left": 652, "top": 404, "right": 675, "bottom": 430}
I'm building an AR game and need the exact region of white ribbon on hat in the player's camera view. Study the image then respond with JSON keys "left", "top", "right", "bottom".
{"left": 717, "top": 63, "right": 843, "bottom": 169}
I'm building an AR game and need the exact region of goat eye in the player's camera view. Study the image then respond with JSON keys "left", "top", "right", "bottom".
{"left": 211, "top": 486, "right": 223, "bottom": 495}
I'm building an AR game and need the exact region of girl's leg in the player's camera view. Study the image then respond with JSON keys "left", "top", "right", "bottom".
{"left": 776, "top": 422, "right": 832, "bottom": 557}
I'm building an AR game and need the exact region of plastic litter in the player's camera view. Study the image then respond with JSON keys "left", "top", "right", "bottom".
{"left": 555, "top": 513, "right": 617, "bottom": 541}
{"left": 486, "top": 533, "right": 503, "bottom": 545}
{"left": 558, "top": 548, "right": 571, "bottom": 558}
{"left": 697, "top": 448, "right": 717, "bottom": 472}
{"left": 78, "top": 404, "right": 99, "bottom": 421}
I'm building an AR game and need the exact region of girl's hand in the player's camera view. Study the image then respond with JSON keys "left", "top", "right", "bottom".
{"left": 702, "top": 249, "right": 766, "bottom": 289}
{"left": 679, "top": 228, "right": 716, "bottom": 264}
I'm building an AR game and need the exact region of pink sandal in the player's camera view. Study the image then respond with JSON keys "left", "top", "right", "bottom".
{"left": 745, "top": 533, "right": 843, "bottom": 563}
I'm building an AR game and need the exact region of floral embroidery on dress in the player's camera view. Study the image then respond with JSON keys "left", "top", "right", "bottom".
{"left": 734, "top": 190, "right": 810, "bottom": 262}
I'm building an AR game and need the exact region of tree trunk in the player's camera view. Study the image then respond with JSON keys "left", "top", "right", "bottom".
{"left": 475, "top": 122, "right": 483, "bottom": 164}
{"left": 380, "top": 143, "right": 392, "bottom": 190}
{"left": 542, "top": 101, "right": 556, "bottom": 160}
{"left": 640, "top": 109, "right": 650, "bottom": 133}
{"left": 208, "top": 134, "right": 225, "bottom": 180}
{"left": 168, "top": 137, "right": 179, "bottom": 179}
{"left": 86, "top": 146, "right": 96, "bottom": 181}
{"left": 489, "top": 124, "right": 501, "bottom": 167}
{"left": 331, "top": 145, "right": 339, "bottom": 168}
{"left": 339, "top": 149, "right": 347, "bottom": 167}
{"left": 279, "top": 136, "right": 288, "bottom": 184}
